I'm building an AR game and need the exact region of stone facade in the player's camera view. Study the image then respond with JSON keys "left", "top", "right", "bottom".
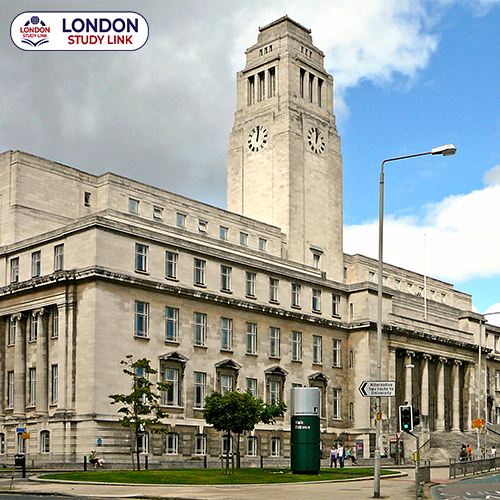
{"left": 0, "top": 16, "right": 499, "bottom": 467}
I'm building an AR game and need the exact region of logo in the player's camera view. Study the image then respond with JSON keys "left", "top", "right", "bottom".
{"left": 11, "top": 12, "right": 148, "bottom": 51}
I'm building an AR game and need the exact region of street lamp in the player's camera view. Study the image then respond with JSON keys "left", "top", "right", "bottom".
{"left": 374, "top": 144, "right": 456, "bottom": 498}
{"left": 477, "top": 311, "right": 500, "bottom": 458}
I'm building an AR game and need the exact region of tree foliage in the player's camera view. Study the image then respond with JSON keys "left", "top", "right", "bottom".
{"left": 203, "top": 390, "right": 287, "bottom": 473}
{"left": 109, "top": 355, "right": 169, "bottom": 470}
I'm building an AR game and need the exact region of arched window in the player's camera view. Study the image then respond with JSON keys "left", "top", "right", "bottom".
{"left": 0, "top": 433, "right": 5, "bottom": 454}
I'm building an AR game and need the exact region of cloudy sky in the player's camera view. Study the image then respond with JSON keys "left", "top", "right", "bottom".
{"left": 2, "top": 0, "right": 500, "bottom": 322}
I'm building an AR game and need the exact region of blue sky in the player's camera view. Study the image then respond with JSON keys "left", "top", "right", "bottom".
{"left": 1, "top": 0, "right": 500, "bottom": 321}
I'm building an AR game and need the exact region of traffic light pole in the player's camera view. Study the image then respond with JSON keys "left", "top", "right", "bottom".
{"left": 405, "top": 429, "right": 420, "bottom": 500}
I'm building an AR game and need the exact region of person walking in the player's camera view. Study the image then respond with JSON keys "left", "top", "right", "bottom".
{"left": 492, "top": 445, "right": 497, "bottom": 458}
{"left": 338, "top": 443, "right": 345, "bottom": 468}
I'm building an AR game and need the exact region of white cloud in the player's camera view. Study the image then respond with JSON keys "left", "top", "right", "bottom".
{"left": 344, "top": 166, "right": 500, "bottom": 283}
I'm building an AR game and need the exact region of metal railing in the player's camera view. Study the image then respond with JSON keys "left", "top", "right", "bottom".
{"left": 449, "top": 456, "right": 500, "bottom": 479}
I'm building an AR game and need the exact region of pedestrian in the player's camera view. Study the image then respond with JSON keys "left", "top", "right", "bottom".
{"left": 89, "top": 450, "right": 103, "bottom": 468}
{"left": 467, "top": 444, "right": 472, "bottom": 461}
{"left": 348, "top": 446, "right": 357, "bottom": 465}
{"left": 492, "top": 445, "right": 497, "bottom": 458}
{"left": 338, "top": 443, "right": 345, "bottom": 468}
{"left": 330, "top": 444, "right": 337, "bottom": 468}
{"left": 459, "top": 444, "right": 467, "bottom": 462}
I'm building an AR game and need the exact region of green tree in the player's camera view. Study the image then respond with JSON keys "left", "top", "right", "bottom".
{"left": 109, "top": 355, "right": 169, "bottom": 470}
{"left": 203, "top": 391, "right": 287, "bottom": 473}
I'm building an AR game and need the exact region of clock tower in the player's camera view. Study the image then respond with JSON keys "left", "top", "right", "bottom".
{"left": 227, "top": 16, "right": 343, "bottom": 281}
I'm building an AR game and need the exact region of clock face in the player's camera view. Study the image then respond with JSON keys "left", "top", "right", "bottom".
{"left": 248, "top": 125, "right": 268, "bottom": 152}
{"left": 307, "top": 126, "right": 325, "bottom": 154}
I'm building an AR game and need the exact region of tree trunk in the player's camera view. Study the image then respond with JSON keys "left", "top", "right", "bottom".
{"left": 236, "top": 433, "right": 241, "bottom": 469}
{"left": 226, "top": 431, "right": 231, "bottom": 475}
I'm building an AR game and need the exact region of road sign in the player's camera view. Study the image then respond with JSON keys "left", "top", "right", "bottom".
{"left": 396, "top": 431, "right": 403, "bottom": 439}
{"left": 473, "top": 418, "right": 485, "bottom": 428}
{"left": 16, "top": 428, "right": 26, "bottom": 433}
{"left": 358, "top": 380, "right": 396, "bottom": 397}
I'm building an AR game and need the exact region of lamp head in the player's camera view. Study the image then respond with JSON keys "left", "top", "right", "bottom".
{"left": 431, "top": 144, "right": 456, "bottom": 156}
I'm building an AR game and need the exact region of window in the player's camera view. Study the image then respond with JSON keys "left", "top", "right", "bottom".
{"left": 176, "top": 213, "right": 186, "bottom": 228}
{"left": 17, "top": 432, "right": 26, "bottom": 454}
{"left": 495, "top": 336, "right": 500, "bottom": 353}
{"left": 0, "top": 433, "right": 4, "bottom": 454}
{"left": 54, "top": 244, "right": 64, "bottom": 271}
{"left": 291, "top": 284, "right": 301, "bottom": 308}
{"left": 135, "top": 243, "right": 148, "bottom": 272}
{"left": 246, "top": 323, "right": 257, "bottom": 354}
{"left": 164, "top": 368, "right": 179, "bottom": 406}
{"left": 349, "top": 350, "right": 354, "bottom": 369}
{"left": 313, "top": 335, "right": 322, "bottom": 364}
{"left": 153, "top": 206, "right": 163, "bottom": 220}
{"left": 195, "top": 434, "right": 207, "bottom": 455}
{"left": 312, "top": 289, "right": 321, "bottom": 312}
{"left": 166, "top": 433, "right": 179, "bottom": 455}
{"left": 268, "top": 67, "right": 276, "bottom": 97}
{"left": 349, "top": 402, "right": 354, "bottom": 420}
{"left": 248, "top": 75, "right": 255, "bottom": 106}
{"left": 269, "top": 278, "right": 279, "bottom": 303}
{"left": 8, "top": 318, "right": 16, "bottom": 346}
{"left": 247, "top": 436, "right": 258, "bottom": 456}
{"left": 52, "top": 308, "right": 59, "bottom": 338}
{"left": 270, "top": 437, "right": 280, "bottom": 457}
{"left": 407, "top": 283, "right": 413, "bottom": 293}
{"left": 332, "top": 294, "right": 340, "bottom": 316}
{"left": 222, "top": 435, "right": 233, "bottom": 455}
{"left": 129, "top": 198, "right": 139, "bottom": 214}
{"left": 51, "top": 364, "right": 58, "bottom": 404}
{"left": 221, "top": 375, "right": 233, "bottom": 395}
{"left": 369, "top": 271, "right": 375, "bottom": 282}
{"left": 300, "top": 68, "right": 305, "bottom": 98}
{"left": 269, "top": 327, "right": 280, "bottom": 358}
{"left": 134, "top": 301, "right": 149, "bottom": 338}
{"left": 194, "top": 372, "right": 206, "bottom": 409}
{"left": 258, "top": 71, "right": 265, "bottom": 101}
{"left": 32, "top": 251, "right": 41, "bottom": 277}
{"left": 7, "top": 371, "right": 14, "bottom": 408}
{"left": 259, "top": 238, "right": 267, "bottom": 252}
{"left": 10, "top": 257, "right": 19, "bottom": 283}
{"left": 28, "top": 367, "right": 36, "bottom": 406}
{"left": 312, "top": 253, "right": 321, "bottom": 269}
{"left": 30, "top": 314, "right": 38, "bottom": 342}
{"left": 40, "top": 430, "right": 50, "bottom": 453}
{"left": 496, "top": 370, "right": 500, "bottom": 392}
{"left": 165, "top": 251, "right": 178, "bottom": 279}
{"left": 332, "top": 388, "right": 341, "bottom": 419}
{"left": 220, "top": 226, "right": 228, "bottom": 240}
{"left": 137, "top": 432, "right": 148, "bottom": 454}
{"left": 240, "top": 232, "right": 248, "bottom": 246}
{"left": 84, "top": 191, "right": 91, "bottom": 206}
{"left": 221, "top": 317, "right": 233, "bottom": 350}
{"left": 332, "top": 339, "right": 341, "bottom": 367}
{"left": 194, "top": 312, "right": 207, "bottom": 346}
{"left": 198, "top": 220, "right": 208, "bottom": 233}
{"left": 497, "top": 407, "right": 500, "bottom": 426}
{"left": 221, "top": 265, "right": 232, "bottom": 292}
{"left": 318, "top": 78, "right": 323, "bottom": 107}
{"left": 246, "top": 272, "right": 256, "bottom": 297}
{"left": 292, "top": 331, "right": 302, "bottom": 361}
{"left": 194, "top": 259, "right": 206, "bottom": 285}
{"left": 246, "top": 378, "right": 257, "bottom": 398}
{"left": 309, "top": 73, "right": 315, "bottom": 103}
{"left": 269, "top": 380, "right": 281, "bottom": 405}
{"left": 165, "top": 307, "right": 179, "bottom": 342}
{"left": 394, "top": 279, "right": 401, "bottom": 290}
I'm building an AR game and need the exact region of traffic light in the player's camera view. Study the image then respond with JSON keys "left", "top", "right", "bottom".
{"left": 399, "top": 405, "right": 413, "bottom": 432}
{"left": 413, "top": 408, "right": 420, "bottom": 428}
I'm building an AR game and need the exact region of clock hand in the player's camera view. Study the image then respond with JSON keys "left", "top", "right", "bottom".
{"left": 256, "top": 126, "right": 260, "bottom": 142}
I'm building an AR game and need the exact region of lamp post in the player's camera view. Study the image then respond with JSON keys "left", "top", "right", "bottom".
{"left": 374, "top": 144, "right": 456, "bottom": 498}
{"left": 477, "top": 311, "right": 500, "bottom": 459}
{"left": 395, "top": 363, "right": 414, "bottom": 465}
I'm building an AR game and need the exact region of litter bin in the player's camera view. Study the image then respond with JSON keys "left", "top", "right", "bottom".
{"left": 14, "top": 454, "right": 26, "bottom": 478}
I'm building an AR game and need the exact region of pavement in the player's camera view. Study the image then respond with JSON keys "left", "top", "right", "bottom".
{"left": 0, "top": 466, "right": 453, "bottom": 500}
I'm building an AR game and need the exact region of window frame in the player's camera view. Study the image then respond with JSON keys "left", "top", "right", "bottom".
{"left": 134, "top": 301, "right": 149, "bottom": 338}
{"left": 165, "top": 251, "right": 178, "bottom": 279}
{"left": 54, "top": 244, "right": 64, "bottom": 271}
{"left": 40, "top": 430, "right": 50, "bottom": 454}
{"left": 246, "top": 322, "right": 257, "bottom": 355}
{"left": 194, "top": 312, "right": 207, "bottom": 346}
{"left": 165, "top": 433, "right": 179, "bottom": 455}
{"left": 28, "top": 367, "right": 37, "bottom": 406}
{"left": 292, "top": 331, "right": 302, "bottom": 361}
{"left": 269, "top": 278, "right": 279, "bottom": 303}
{"left": 269, "top": 326, "right": 280, "bottom": 358}
{"left": 165, "top": 307, "right": 179, "bottom": 342}
{"left": 332, "top": 294, "right": 340, "bottom": 316}
{"left": 332, "top": 388, "right": 342, "bottom": 419}
{"left": 220, "top": 265, "right": 232, "bottom": 292}
{"left": 245, "top": 271, "right": 256, "bottom": 297}
{"left": 221, "top": 317, "right": 233, "bottom": 351}
{"left": 194, "top": 258, "right": 206, "bottom": 286}
{"left": 194, "top": 372, "right": 207, "bottom": 409}
{"left": 291, "top": 283, "right": 301, "bottom": 308}
{"left": 332, "top": 339, "right": 342, "bottom": 367}
{"left": 10, "top": 257, "right": 19, "bottom": 283}
{"left": 313, "top": 335, "right": 323, "bottom": 364}
{"left": 51, "top": 364, "right": 58, "bottom": 405}
{"left": 312, "top": 289, "right": 321, "bottom": 312}
{"left": 164, "top": 368, "right": 180, "bottom": 406}
{"left": 135, "top": 243, "right": 148, "bottom": 273}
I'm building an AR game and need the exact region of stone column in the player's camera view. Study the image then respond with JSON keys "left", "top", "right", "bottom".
{"left": 452, "top": 360, "right": 462, "bottom": 432}
{"left": 421, "top": 354, "right": 431, "bottom": 426}
{"left": 405, "top": 351, "right": 414, "bottom": 405}
{"left": 13, "top": 313, "right": 26, "bottom": 417}
{"left": 436, "top": 357, "right": 447, "bottom": 431}
{"left": 466, "top": 363, "right": 473, "bottom": 431}
{"left": 35, "top": 308, "right": 49, "bottom": 415}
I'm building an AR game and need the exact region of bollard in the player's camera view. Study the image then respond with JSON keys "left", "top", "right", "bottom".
{"left": 204, "top": 454, "right": 207, "bottom": 469}
{"left": 260, "top": 455, "right": 263, "bottom": 468}
{"left": 145, "top": 454, "right": 148, "bottom": 470}
{"left": 84, "top": 455, "right": 87, "bottom": 471}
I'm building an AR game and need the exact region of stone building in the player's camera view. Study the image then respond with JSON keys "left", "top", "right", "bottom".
{"left": 0, "top": 16, "right": 499, "bottom": 467}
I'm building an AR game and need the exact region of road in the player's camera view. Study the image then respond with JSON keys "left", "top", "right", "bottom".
{"left": 431, "top": 472, "right": 500, "bottom": 499}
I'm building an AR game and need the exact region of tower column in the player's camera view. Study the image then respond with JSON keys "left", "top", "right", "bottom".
{"left": 452, "top": 360, "right": 462, "bottom": 432}
{"left": 405, "top": 351, "right": 414, "bottom": 405}
{"left": 13, "top": 313, "right": 26, "bottom": 417}
{"left": 35, "top": 308, "right": 49, "bottom": 415}
{"left": 421, "top": 354, "right": 431, "bottom": 428}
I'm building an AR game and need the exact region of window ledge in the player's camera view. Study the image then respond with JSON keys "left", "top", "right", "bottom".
{"left": 135, "top": 269, "right": 149, "bottom": 276}
{"left": 194, "top": 344, "right": 208, "bottom": 349}
{"left": 220, "top": 348, "right": 234, "bottom": 354}
{"left": 246, "top": 294, "right": 257, "bottom": 300}
{"left": 269, "top": 300, "right": 280, "bottom": 305}
{"left": 246, "top": 352, "right": 258, "bottom": 357}
{"left": 220, "top": 289, "right": 233, "bottom": 294}
{"left": 292, "top": 359, "right": 303, "bottom": 363}
{"left": 165, "top": 340, "right": 180, "bottom": 345}
{"left": 332, "top": 365, "right": 342, "bottom": 369}
{"left": 165, "top": 277, "right": 179, "bottom": 282}
{"left": 134, "top": 335, "right": 150, "bottom": 341}
{"left": 194, "top": 283, "right": 207, "bottom": 289}
{"left": 291, "top": 305, "right": 301, "bottom": 310}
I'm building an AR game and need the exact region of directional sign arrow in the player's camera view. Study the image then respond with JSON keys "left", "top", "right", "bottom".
{"left": 358, "top": 380, "right": 396, "bottom": 397}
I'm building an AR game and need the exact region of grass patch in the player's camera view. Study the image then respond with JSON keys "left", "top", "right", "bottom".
{"left": 40, "top": 467, "right": 396, "bottom": 485}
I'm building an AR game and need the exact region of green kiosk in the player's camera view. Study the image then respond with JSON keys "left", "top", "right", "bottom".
{"left": 290, "top": 387, "right": 320, "bottom": 474}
